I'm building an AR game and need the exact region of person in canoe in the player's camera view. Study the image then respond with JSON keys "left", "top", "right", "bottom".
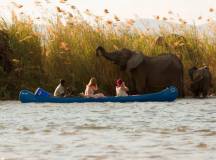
{"left": 84, "top": 77, "right": 105, "bottom": 98}
{"left": 54, "top": 79, "right": 66, "bottom": 97}
{"left": 116, "top": 79, "right": 129, "bottom": 96}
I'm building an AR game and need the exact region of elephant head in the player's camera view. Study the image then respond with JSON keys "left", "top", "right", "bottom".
{"left": 188, "top": 66, "right": 211, "bottom": 82}
{"left": 96, "top": 46, "right": 144, "bottom": 72}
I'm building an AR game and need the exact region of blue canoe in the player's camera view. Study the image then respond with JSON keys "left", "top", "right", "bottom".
{"left": 19, "top": 86, "right": 178, "bottom": 103}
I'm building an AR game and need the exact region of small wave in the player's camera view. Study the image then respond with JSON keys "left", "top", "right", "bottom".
{"left": 176, "top": 126, "right": 188, "bottom": 132}
{"left": 204, "top": 131, "right": 216, "bottom": 136}
{"left": 43, "top": 129, "right": 52, "bottom": 133}
{"left": 60, "top": 130, "right": 80, "bottom": 135}
{"left": 148, "top": 155, "right": 163, "bottom": 159}
{"left": 196, "top": 143, "right": 208, "bottom": 148}
{"left": 158, "top": 128, "right": 172, "bottom": 134}
{"left": 46, "top": 122, "right": 60, "bottom": 128}
{"left": 91, "top": 110, "right": 110, "bottom": 114}
{"left": 17, "top": 126, "right": 30, "bottom": 131}
{"left": 166, "top": 147, "right": 178, "bottom": 150}
{"left": 75, "top": 124, "right": 112, "bottom": 130}
{"left": 106, "top": 145, "right": 117, "bottom": 150}
{"left": 55, "top": 144, "right": 64, "bottom": 149}
{"left": 81, "top": 155, "right": 108, "bottom": 160}
{"left": 160, "top": 131, "right": 170, "bottom": 134}
{"left": 0, "top": 124, "right": 6, "bottom": 129}
{"left": 40, "top": 117, "right": 47, "bottom": 121}
{"left": 194, "top": 129, "right": 211, "bottom": 133}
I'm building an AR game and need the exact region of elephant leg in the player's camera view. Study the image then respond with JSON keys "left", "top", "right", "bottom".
{"left": 202, "top": 89, "right": 208, "bottom": 98}
{"left": 177, "top": 67, "right": 185, "bottom": 98}
{"left": 202, "top": 80, "right": 210, "bottom": 98}
{"left": 192, "top": 87, "right": 200, "bottom": 98}
{"left": 197, "top": 89, "right": 203, "bottom": 98}
{"left": 135, "top": 79, "right": 147, "bottom": 94}
{"left": 171, "top": 78, "right": 184, "bottom": 98}
{"left": 202, "top": 92, "right": 207, "bottom": 98}
{"left": 180, "top": 78, "right": 185, "bottom": 98}
{"left": 177, "top": 79, "right": 184, "bottom": 98}
{"left": 194, "top": 92, "right": 200, "bottom": 98}
{"left": 178, "top": 87, "right": 184, "bottom": 97}
{"left": 191, "top": 81, "right": 203, "bottom": 98}
{"left": 130, "top": 76, "right": 137, "bottom": 94}
{"left": 191, "top": 89, "right": 200, "bottom": 98}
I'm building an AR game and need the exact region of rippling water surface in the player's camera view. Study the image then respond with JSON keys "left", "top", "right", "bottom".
{"left": 0, "top": 99, "right": 216, "bottom": 160}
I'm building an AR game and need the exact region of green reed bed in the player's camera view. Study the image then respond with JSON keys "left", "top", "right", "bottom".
{"left": 1, "top": 13, "right": 216, "bottom": 99}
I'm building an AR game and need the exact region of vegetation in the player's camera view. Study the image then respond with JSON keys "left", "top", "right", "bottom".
{"left": 1, "top": 3, "right": 216, "bottom": 99}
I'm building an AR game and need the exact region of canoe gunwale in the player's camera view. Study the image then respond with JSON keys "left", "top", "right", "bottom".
{"left": 19, "top": 86, "right": 178, "bottom": 103}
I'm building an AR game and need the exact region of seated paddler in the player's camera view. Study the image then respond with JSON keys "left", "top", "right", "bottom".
{"left": 54, "top": 79, "right": 66, "bottom": 97}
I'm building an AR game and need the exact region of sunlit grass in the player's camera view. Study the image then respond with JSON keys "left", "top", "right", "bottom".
{"left": 1, "top": 1, "right": 216, "bottom": 99}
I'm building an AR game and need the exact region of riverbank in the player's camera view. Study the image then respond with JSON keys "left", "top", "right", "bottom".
{"left": 1, "top": 11, "right": 216, "bottom": 100}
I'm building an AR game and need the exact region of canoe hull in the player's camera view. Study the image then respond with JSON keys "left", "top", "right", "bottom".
{"left": 19, "top": 86, "right": 178, "bottom": 103}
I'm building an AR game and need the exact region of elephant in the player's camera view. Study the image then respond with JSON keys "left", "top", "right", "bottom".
{"left": 0, "top": 30, "right": 12, "bottom": 73}
{"left": 0, "top": 53, "right": 12, "bottom": 73}
{"left": 188, "top": 66, "right": 212, "bottom": 98}
{"left": 96, "top": 46, "right": 184, "bottom": 97}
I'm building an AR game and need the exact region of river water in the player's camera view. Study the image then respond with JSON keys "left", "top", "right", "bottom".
{"left": 0, "top": 99, "right": 216, "bottom": 160}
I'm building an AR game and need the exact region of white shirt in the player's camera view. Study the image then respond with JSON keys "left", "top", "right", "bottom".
{"left": 116, "top": 87, "right": 128, "bottom": 96}
{"left": 54, "top": 84, "right": 65, "bottom": 97}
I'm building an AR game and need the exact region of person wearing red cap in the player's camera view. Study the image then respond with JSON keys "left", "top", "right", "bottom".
{"left": 115, "top": 79, "right": 129, "bottom": 96}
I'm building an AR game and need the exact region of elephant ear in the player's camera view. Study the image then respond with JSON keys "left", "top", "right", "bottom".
{"left": 126, "top": 53, "right": 144, "bottom": 71}
{"left": 188, "top": 66, "right": 197, "bottom": 81}
{"left": 193, "top": 69, "right": 204, "bottom": 82}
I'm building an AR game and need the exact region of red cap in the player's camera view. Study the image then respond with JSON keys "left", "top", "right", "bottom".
{"left": 116, "top": 79, "right": 123, "bottom": 87}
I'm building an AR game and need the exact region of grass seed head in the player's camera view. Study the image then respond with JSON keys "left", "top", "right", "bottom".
{"left": 209, "top": 8, "right": 214, "bottom": 12}
{"left": 104, "top": 9, "right": 109, "bottom": 14}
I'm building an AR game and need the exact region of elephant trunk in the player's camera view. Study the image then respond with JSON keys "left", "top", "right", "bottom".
{"left": 96, "top": 46, "right": 119, "bottom": 62}
{"left": 96, "top": 46, "right": 105, "bottom": 57}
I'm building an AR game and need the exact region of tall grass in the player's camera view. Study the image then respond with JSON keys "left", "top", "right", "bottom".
{"left": 1, "top": 8, "right": 216, "bottom": 99}
{"left": 0, "top": 13, "right": 44, "bottom": 99}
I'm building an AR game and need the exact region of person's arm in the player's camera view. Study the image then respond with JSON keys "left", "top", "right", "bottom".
{"left": 122, "top": 82, "right": 129, "bottom": 92}
{"left": 85, "top": 86, "right": 94, "bottom": 97}
{"left": 85, "top": 86, "right": 90, "bottom": 95}
{"left": 94, "top": 84, "right": 98, "bottom": 91}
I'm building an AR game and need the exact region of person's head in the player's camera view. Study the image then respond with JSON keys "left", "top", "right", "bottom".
{"left": 88, "top": 77, "right": 97, "bottom": 86}
{"left": 116, "top": 79, "right": 123, "bottom": 87}
{"left": 60, "top": 79, "right": 66, "bottom": 86}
